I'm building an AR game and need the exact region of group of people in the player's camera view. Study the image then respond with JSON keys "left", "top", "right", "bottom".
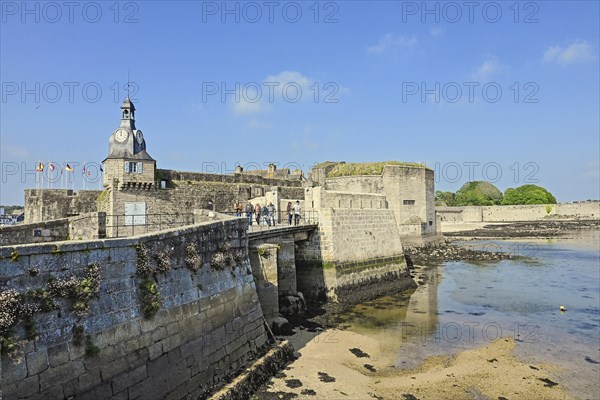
{"left": 233, "top": 200, "right": 302, "bottom": 226}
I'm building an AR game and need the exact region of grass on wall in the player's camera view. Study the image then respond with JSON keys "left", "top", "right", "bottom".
{"left": 326, "top": 162, "right": 428, "bottom": 177}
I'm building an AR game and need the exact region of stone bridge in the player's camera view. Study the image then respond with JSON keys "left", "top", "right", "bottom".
{"left": 246, "top": 224, "right": 318, "bottom": 324}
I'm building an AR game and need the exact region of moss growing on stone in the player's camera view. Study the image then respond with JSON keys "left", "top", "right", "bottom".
{"left": 0, "top": 264, "right": 101, "bottom": 357}
{"left": 85, "top": 335, "right": 100, "bottom": 357}
{"left": 73, "top": 324, "right": 85, "bottom": 346}
{"left": 257, "top": 247, "right": 269, "bottom": 259}
{"left": 96, "top": 189, "right": 110, "bottom": 209}
{"left": 322, "top": 262, "right": 335, "bottom": 270}
{"left": 140, "top": 278, "right": 161, "bottom": 319}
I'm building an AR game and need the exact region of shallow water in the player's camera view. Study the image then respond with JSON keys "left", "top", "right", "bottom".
{"left": 338, "top": 229, "right": 600, "bottom": 399}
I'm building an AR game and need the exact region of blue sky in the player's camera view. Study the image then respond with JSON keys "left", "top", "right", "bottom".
{"left": 1, "top": 0, "right": 599, "bottom": 205}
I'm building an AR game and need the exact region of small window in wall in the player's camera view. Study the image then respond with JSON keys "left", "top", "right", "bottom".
{"left": 403, "top": 200, "right": 416, "bottom": 205}
{"left": 125, "top": 162, "right": 143, "bottom": 174}
{"left": 429, "top": 221, "right": 433, "bottom": 226}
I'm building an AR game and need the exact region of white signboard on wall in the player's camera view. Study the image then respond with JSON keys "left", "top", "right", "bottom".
{"left": 124, "top": 202, "right": 146, "bottom": 226}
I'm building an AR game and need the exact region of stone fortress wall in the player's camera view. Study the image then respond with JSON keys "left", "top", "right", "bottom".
{"left": 0, "top": 214, "right": 267, "bottom": 399}
{"left": 298, "top": 186, "right": 415, "bottom": 302}
{"left": 437, "top": 201, "right": 600, "bottom": 223}
{"left": 308, "top": 164, "right": 442, "bottom": 246}
{"left": 24, "top": 168, "right": 305, "bottom": 226}
{"left": 24, "top": 190, "right": 103, "bottom": 224}
{"left": 0, "top": 213, "right": 105, "bottom": 246}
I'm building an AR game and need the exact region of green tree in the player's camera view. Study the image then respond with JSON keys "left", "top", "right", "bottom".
{"left": 501, "top": 185, "right": 557, "bottom": 205}
{"left": 435, "top": 191, "right": 456, "bottom": 206}
{"left": 454, "top": 181, "right": 503, "bottom": 206}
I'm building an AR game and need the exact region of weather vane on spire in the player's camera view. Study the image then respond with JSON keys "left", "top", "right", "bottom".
{"left": 127, "top": 70, "right": 131, "bottom": 100}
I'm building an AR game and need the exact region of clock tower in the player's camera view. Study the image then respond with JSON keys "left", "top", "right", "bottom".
{"left": 102, "top": 98, "right": 156, "bottom": 189}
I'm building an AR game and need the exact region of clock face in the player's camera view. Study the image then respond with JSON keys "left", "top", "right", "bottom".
{"left": 135, "top": 130, "right": 144, "bottom": 144}
{"left": 114, "top": 129, "right": 128, "bottom": 142}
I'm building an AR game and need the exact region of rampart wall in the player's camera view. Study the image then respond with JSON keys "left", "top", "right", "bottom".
{"left": 25, "top": 172, "right": 305, "bottom": 225}
{"left": 24, "top": 190, "right": 102, "bottom": 224}
{"left": 298, "top": 187, "right": 414, "bottom": 301}
{"left": 0, "top": 216, "right": 267, "bottom": 399}
{"left": 437, "top": 202, "right": 600, "bottom": 223}
{"left": 0, "top": 213, "right": 105, "bottom": 246}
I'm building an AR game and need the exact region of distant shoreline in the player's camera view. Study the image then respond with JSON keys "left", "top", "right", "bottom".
{"left": 441, "top": 219, "right": 600, "bottom": 239}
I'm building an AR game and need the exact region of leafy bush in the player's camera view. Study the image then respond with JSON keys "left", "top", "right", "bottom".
{"left": 454, "top": 181, "right": 503, "bottom": 206}
{"left": 501, "top": 185, "right": 557, "bottom": 205}
{"left": 435, "top": 190, "right": 456, "bottom": 206}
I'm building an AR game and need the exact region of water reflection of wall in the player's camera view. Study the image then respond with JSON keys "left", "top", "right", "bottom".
{"left": 340, "top": 265, "right": 441, "bottom": 355}
{"left": 402, "top": 265, "right": 441, "bottom": 342}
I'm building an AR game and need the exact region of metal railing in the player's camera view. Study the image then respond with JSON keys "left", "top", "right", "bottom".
{"left": 222, "top": 209, "right": 319, "bottom": 232}
{"left": 67, "top": 209, "right": 317, "bottom": 239}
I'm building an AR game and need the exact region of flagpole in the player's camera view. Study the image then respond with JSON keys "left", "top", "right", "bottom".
{"left": 83, "top": 161, "right": 86, "bottom": 191}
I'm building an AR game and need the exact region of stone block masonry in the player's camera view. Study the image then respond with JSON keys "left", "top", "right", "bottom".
{"left": 0, "top": 216, "right": 268, "bottom": 399}
{"left": 0, "top": 212, "right": 105, "bottom": 246}
{"left": 24, "top": 189, "right": 102, "bottom": 224}
{"left": 297, "top": 191, "right": 415, "bottom": 302}
{"left": 437, "top": 201, "right": 600, "bottom": 223}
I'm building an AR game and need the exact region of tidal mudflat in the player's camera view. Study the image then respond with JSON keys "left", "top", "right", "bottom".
{"left": 254, "top": 229, "right": 600, "bottom": 399}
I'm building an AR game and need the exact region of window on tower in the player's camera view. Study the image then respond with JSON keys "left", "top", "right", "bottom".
{"left": 125, "top": 162, "right": 143, "bottom": 174}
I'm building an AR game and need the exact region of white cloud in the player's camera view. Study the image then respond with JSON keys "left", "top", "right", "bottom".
{"left": 542, "top": 40, "right": 596, "bottom": 65}
{"left": 469, "top": 56, "right": 506, "bottom": 81}
{"left": 246, "top": 118, "right": 272, "bottom": 129}
{"left": 233, "top": 97, "right": 269, "bottom": 115}
{"left": 264, "top": 71, "right": 312, "bottom": 91}
{"left": 367, "top": 33, "right": 417, "bottom": 54}
{"left": 232, "top": 71, "right": 335, "bottom": 115}
{"left": 429, "top": 27, "right": 442, "bottom": 37}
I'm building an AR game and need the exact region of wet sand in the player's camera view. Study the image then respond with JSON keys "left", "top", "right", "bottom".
{"left": 255, "top": 330, "right": 575, "bottom": 400}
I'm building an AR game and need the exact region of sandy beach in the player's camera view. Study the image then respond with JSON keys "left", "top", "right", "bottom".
{"left": 255, "top": 329, "right": 575, "bottom": 400}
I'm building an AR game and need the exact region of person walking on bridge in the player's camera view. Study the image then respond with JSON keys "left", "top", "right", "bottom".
{"left": 254, "top": 203, "right": 262, "bottom": 226}
{"left": 287, "top": 202, "right": 293, "bottom": 225}
{"left": 234, "top": 200, "right": 243, "bottom": 217}
{"left": 245, "top": 202, "right": 254, "bottom": 226}
{"left": 293, "top": 201, "right": 301, "bottom": 225}
{"left": 267, "top": 202, "right": 276, "bottom": 226}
